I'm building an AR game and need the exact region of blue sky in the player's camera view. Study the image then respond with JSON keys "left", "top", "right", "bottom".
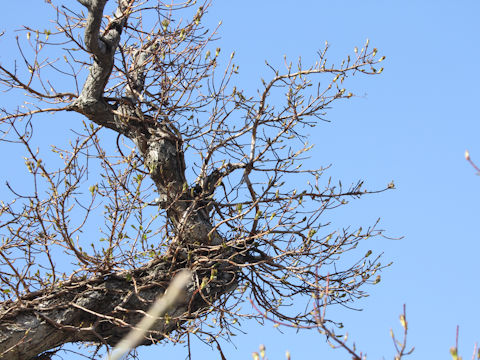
{"left": 1, "top": 1, "right": 480, "bottom": 359}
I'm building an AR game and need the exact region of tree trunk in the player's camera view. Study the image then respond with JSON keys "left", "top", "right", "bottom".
{"left": 0, "top": 1, "right": 237, "bottom": 358}
{"left": 0, "top": 258, "right": 237, "bottom": 359}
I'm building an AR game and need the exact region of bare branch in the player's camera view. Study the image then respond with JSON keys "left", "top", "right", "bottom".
{"left": 0, "top": 1, "right": 389, "bottom": 358}
{"left": 108, "top": 269, "right": 191, "bottom": 360}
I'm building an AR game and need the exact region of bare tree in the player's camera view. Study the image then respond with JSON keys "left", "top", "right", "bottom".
{"left": 0, "top": 1, "right": 389, "bottom": 359}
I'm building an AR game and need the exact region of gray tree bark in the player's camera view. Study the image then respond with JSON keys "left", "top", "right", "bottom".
{"left": 0, "top": 1, "right": 238, "bottom": 358}
{"left": 0, "top": 259, "right": 236, "bottom": 359}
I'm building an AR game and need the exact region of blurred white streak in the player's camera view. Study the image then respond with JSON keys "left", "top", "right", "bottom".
{"left": 107, "top": 269, "right": 192, "bottom": 360}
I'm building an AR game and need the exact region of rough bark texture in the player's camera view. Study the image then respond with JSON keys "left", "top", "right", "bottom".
{"left": 0, "top": 0, "right": 388, "bottom": 358}
{"left": 0, "top": 259, "right": 236, "bottom": 359}
{"left": 0, "top": 1, "right": 236, "bottom": 358}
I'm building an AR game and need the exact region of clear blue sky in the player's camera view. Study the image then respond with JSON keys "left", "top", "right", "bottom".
{"left": 1, "top": 1, "right": 480, "bottom": 359}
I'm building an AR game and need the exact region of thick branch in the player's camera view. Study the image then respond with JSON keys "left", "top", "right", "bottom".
{"left": 70, "top": 0, "right": 131, "bottom": 126}
{"left": 0, "top": 261, "right": 235, "bottom": 359}
{"left": 70, "top": 0, "right": 223, "bottom": 245}
{"left": 82, "top": 0, "right": 109, "bottom": 58}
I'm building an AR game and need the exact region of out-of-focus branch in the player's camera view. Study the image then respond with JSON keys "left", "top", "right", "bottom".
{"left": 465, "top": 150, "right": 480, "bottom": 174}
{"left": 0, "top": 1, "right": 390, "bottom": 358}
{"left": 108, "top": 269, "right": 192, "bottom": 360}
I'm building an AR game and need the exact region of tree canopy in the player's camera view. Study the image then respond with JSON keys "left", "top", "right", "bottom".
{"left": 0, "top": 1, "right": 388, "bottom": 359}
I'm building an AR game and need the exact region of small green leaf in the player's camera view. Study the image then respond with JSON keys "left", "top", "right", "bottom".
{"left": 162, "top": 19, "right": 170, "bottom": 31}
{"left": 179, "top": 28, "right": 186, "bottom": 40}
